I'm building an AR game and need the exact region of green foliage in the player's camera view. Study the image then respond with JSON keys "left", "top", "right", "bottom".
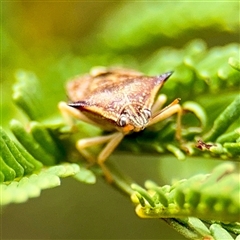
{"left": 0, "top": 127, "right": 43, "bottom": 182}
{"left": 2, "top": 1, "right": 240, "bottom": 239}
{"left": 1, "top": 44, "right": 239, "bottom": 240}
{"left": 132, "top": 163, "right": 239, "bottom": 222}
{"left": 96, "top": 2, "right": 238, "bottom": 52}
{"left": 12, "top": 71, "right": 46, "bottom": 120}
{"left": 1, "top": 163, "right": 80, "bottom": 205}
{"left": 131, "top": 163, "right": 240, "bottom": 239}
{"left": 203, "top": 96, "right": 240, "bottom": 142}
{"left": 143, "top": 40, "right": 239, "bottom": 100}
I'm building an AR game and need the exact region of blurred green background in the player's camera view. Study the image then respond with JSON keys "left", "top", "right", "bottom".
{"left": 1, "top": 1, "right": 239, "bottom": 239}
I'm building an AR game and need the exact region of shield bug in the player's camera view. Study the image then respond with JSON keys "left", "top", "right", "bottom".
{"left": 59, "top": 67, "right": 182, "bottom": 180}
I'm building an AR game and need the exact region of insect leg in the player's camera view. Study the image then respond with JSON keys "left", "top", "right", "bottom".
{"left": 97, "top": 132, "right": 124, "bottom": 181}
{"left": 151, "top": 94, "right": 167, "bottom": 115}
{"left": 76, "top": 132, "right": 122, "bottom": 162}
{"left": 97, "top": 132, "right": 124, "bottom": 164}
{"left": 149, "top": 99, "right": 182, "bottom": 139}
{"left": 77, "top": 132, "right": 124, "bottom": 181}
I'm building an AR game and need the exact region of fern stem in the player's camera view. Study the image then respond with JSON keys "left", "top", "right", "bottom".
{"left": 162, "top": 218, "right": 201, "bottom": 240}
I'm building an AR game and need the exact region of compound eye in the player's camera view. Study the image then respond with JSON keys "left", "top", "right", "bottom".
{"left": 118, "top": 115, "right": 129, "bottom": 127}
{"left": 143, "top": 109, "right": 151, "bottom": 119}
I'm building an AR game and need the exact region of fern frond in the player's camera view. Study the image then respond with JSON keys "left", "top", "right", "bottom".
{"left": 143, "top": 40, "right": 239, "bottom": 99}
{"left": 131, "top": 163, "right": 239, "bottom": 239}
{"left": 10, "top": 119, "right": 59, "bottom": 166}
{"left": 0, "top": 163, "right": 80, "bottom": 205}
{"left": 1, "top": 124, "right": 95, "bottom": 205}
{"left": 132, "top": 163, "right": 239, "bottom": 222}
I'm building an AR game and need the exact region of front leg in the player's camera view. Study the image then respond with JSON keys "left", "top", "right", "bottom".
{"left": 76, "top": 132, "right": 124, "bottom": 163}
{"left": 149, "top": 98, "right": 182, "bottom": 140}
{"left": 76, "top": 132, "right": 124, "bottom": 181}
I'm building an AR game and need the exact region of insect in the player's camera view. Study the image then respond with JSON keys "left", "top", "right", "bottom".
{"left": 59, "top": 67, "right": 182, "bottom": 181}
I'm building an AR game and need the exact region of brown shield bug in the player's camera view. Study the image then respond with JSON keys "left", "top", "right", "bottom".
{"left": 59, "top": 67, "right": 182, "bottom": 180}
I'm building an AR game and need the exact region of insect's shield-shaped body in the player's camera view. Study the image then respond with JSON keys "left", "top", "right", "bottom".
{"left": 59, "top": 66, "right": 181, "bottom": 181}
{"left": 67, "top": 67, "right": 173, "bottom": 134}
